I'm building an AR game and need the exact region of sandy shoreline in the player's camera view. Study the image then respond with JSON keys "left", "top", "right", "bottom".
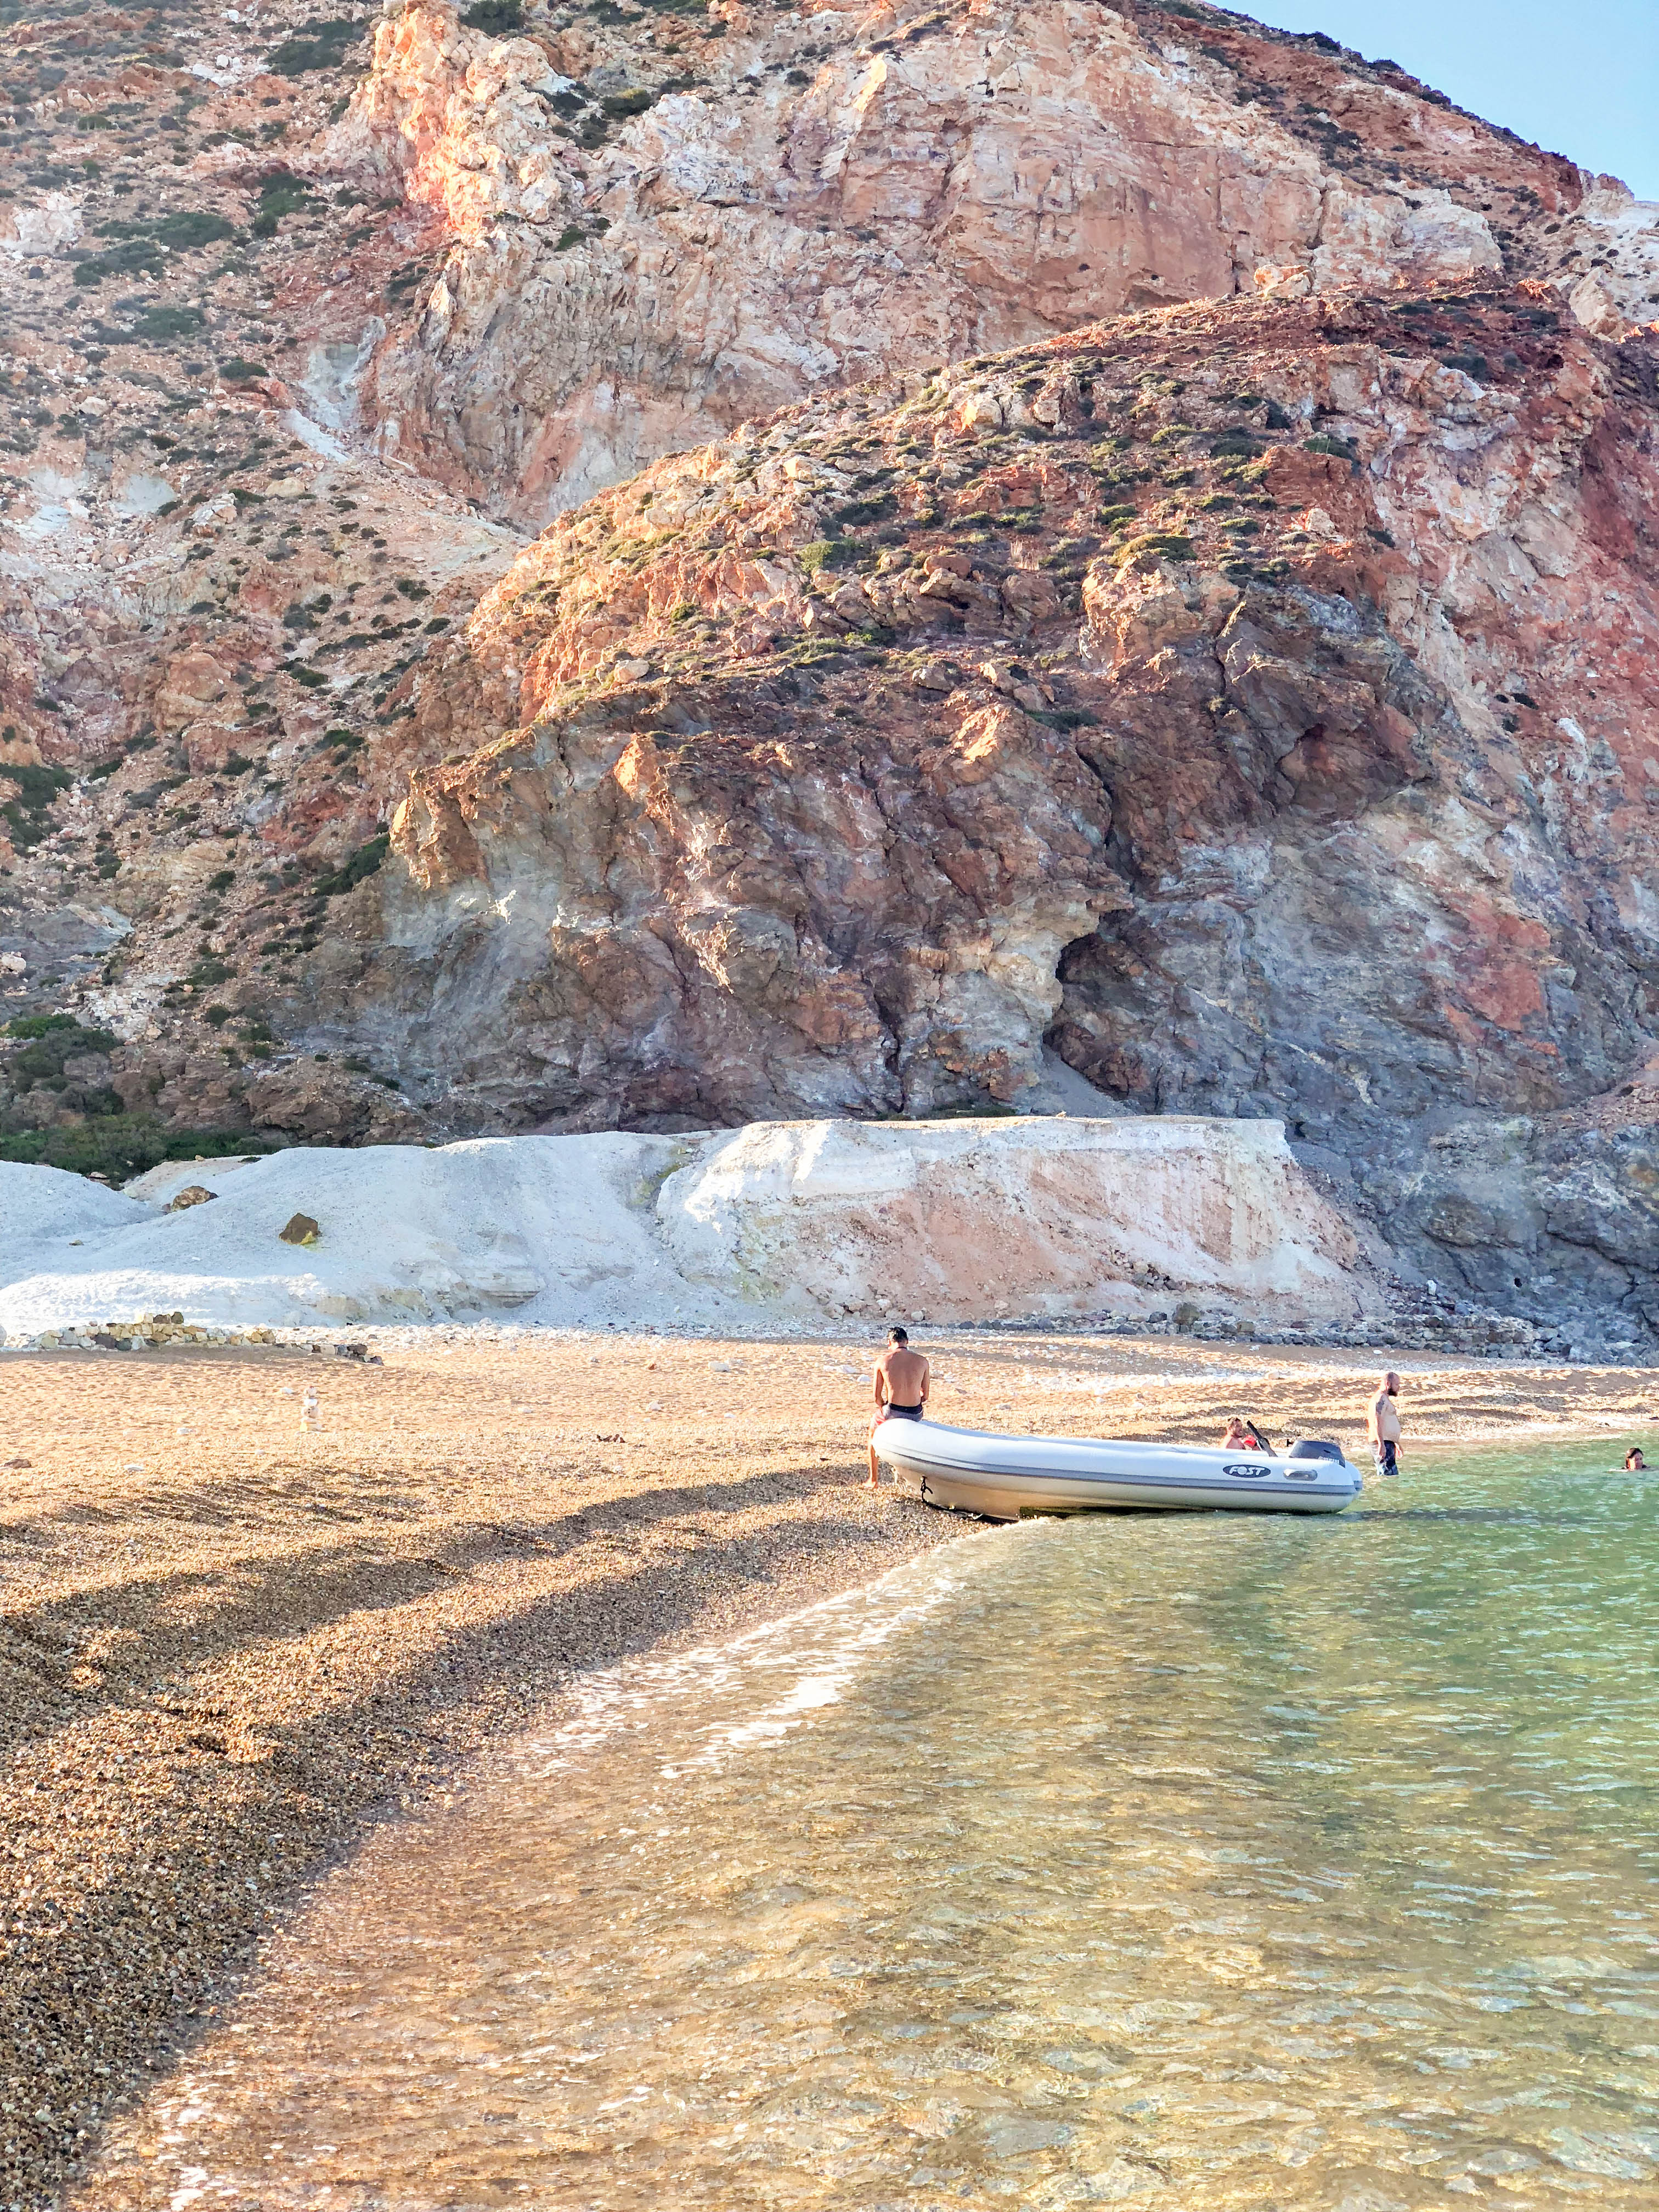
{"left": 4, "top": 1329, "right": 1656, "bottom": 2207}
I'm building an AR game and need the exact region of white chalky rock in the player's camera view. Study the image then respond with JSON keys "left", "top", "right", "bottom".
{"left": 0, "top": 1119, "right": 1385, "bottom": 1335}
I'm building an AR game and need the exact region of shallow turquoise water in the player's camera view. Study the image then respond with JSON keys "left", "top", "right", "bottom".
{"left": 87, "top": 1443, "right": 1659, "bottom": 2209}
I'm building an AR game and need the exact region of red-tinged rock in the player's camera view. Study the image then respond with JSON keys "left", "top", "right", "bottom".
{"left": 341, "top": 0, "right": 1613, "bottom": 522}
{"left": 2, "top": 0, "right": 1658, "bottom": 1374}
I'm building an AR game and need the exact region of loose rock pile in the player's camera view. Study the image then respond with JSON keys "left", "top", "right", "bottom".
{"left": 1079, "top": 1306, "right": 1545, "bottom": 1358}
{"left": 26, "top": 1315, "right": 277, "bottom": 1353}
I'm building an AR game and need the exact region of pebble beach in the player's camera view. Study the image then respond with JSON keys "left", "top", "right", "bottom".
{"left": 3, "top": 1328, "right": 1655, "bottom": 2207}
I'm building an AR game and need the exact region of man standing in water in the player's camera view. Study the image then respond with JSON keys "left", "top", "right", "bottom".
{"left": 1368, "top": 1370, "right": 1404, "bottom": 1476}
{"left": 867, "top": 1325, "right": 930, "bottom": 1489}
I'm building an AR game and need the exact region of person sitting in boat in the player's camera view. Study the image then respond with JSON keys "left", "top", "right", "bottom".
{"left": 867, "top": 1325, "right": 930, "bottom": 1490}
{"left": 1220, "top": 1416, "right": 1269, "bottom": 1453}
{"left": 1626, "top": 1447, "right": 1647, "bottom": 1471}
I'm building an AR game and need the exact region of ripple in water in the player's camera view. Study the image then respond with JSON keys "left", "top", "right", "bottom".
{"left": 82, "top": 1443, "right": 1659, "bottom": 2209}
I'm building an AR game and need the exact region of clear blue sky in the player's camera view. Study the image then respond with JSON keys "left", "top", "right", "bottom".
{"left": 1243, "top": 2, "right": 1658, "bottom": 199}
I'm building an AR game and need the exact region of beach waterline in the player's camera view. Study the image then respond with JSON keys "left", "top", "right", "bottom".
{"left": 80, "top": 1442, "right": 1659, "bottom": 2209}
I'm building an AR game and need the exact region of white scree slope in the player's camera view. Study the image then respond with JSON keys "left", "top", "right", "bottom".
{"left": 0, "top": 1117, "right": 1386, "bottom": 1338}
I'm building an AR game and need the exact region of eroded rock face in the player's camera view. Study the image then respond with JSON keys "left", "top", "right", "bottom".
{"left": 309, "top": 279, "right": 1659, "bottom": 1348}
{"left": 3, "top": 1, "right": 1657, "bottom": 1358}
{"left": 659, "top": 1114, "right": 1387, "bottom": 1325}
{"left": 343, "top": 0, "right": 1583, "bottom": 522}
{"left": 0, "top": 0, "right": 524, "bottom": 1160}
{"left": 1538, "top": 182, "right": 1659, "bottom": 334}
{"left": 368, "top": 662, "right": 1116, "bottom": 1126}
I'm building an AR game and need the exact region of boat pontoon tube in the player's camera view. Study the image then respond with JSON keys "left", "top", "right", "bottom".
{"left": 876, "top": 1420, "right": 1361, "bottom": 1518}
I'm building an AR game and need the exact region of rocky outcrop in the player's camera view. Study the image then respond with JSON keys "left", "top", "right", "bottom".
{"left": 303, "top": 279, "right": 1657, "bottom": 1350}
{"left": 342, "top": 0, "right": 1588, "bottom": 522}
{"left": 660, "top": 1113, "right": 1389, "bottom": 1325}
{"left": 3, "top": 1, "right": 1657, "bottom": 1357}
{"left": 1535, "top": 182, "right": 1659, "bottom": 335}
{"left": 1380, "top": 1078, "right": 1659, "bottom": 1362}
{"left": 371, "top": 659, "right": 1116, "bottom": 1127}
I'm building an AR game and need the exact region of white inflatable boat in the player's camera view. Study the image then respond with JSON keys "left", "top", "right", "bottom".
{"left": 874, "top": 1419, "right": 1361, "bottom": 1517}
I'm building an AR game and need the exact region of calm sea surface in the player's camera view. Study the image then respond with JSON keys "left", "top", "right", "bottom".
{"left": 87, "top": 1442, "right": 1659, "bottom": 2209}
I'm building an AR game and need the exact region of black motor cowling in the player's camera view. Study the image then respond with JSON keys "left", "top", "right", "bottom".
{"left": 1287, "top": 1438, "right": 1345, "bottom": 1462}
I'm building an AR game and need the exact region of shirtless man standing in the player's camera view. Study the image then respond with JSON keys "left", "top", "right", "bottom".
{"left": 1367, "top": 1371, "right": 1404, "bottom": 1476}
{"left": 867, "top": 1325, "right": 930, "bottom": 1489}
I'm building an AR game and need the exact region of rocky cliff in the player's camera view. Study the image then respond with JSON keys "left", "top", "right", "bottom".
{"left": 3, "top": 0, "right": 1658, "bottom": 1356}
{"left": 342, "top": 0, "right": 1584, "bottom": 520}
{"left": 343, "top": 281, "right": 1659, "bottom": 1354}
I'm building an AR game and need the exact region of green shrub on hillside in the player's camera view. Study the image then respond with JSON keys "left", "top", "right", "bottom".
{"left": 1111, "top": 530, "right": 1195, "bottom": 569}
{"left": 251, "top": 171, "right": 315, "bottom": 235}
{"left": 4, "top": 1017, "right": 119, "bottom": 1084}
{"left": 73, "top": 211, "right": 236, "bottom": 284}
{"left": 267, "top": 16, "right": 365, "bottom": 76}
{"left": 313, "top": 833, "right": 390, "bottom": 898}
{"left": 5, "top": 1013, "right": 88, "bottom": 1042}
{"left": 799, "top": 539, "right": 859, "bottom": 573}
{"left": 0, "top": 1116, "right": 273, "bottom": 1182}
{"left": 2, "top": 762, "right": 72, "bottom": 850}
{"left": 131, "top": 303, "right": 208, "bottom": 345}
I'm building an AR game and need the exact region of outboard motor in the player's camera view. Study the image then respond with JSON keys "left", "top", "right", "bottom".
{"left": 1288, "top": 1438, "right": 1347, "bottom": 1464}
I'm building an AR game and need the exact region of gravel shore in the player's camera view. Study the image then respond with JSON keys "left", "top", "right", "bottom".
{"left": 4, "top": 1329, "right": 1654, "bottom": 2206}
